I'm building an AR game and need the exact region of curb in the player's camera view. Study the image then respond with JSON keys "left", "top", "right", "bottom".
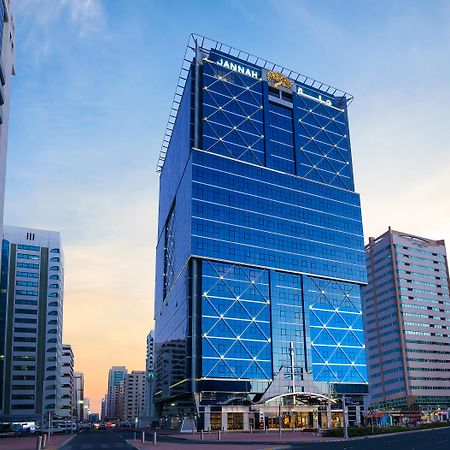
{"left": 349, "top": 424, "right": 450, "bottom": 441}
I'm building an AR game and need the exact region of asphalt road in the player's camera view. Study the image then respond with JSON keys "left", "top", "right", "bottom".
{"left": 298, "top": 426, "right": 450, "bottom": 450}
{"left": 60, "top": 426, "right": 450, "bottom": 449}
{"left": 119, "top": 426, "right": 450, "bottom": 449}
{"left": 59, "top": 429, "right": 136, "bottom": 449}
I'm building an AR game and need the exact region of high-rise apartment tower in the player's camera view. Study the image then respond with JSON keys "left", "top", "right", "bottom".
{"left": 362, "top": 228, "right": 450, "bottom": 412}
{"left": 0, "top": 226, "right": 64, "bottom": 420}
{"left": 0, "top": 0, "right": 16, "bottom": 242}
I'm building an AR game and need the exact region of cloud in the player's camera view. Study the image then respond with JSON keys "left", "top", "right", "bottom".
{"left": 15, "top": 0, "right": 104, "bottom": 28}
{"left": 64, "top": 0, "right": 105, "bottom": 36}
{"left": 14, "top": 0, "right": 105, "bottom": 64}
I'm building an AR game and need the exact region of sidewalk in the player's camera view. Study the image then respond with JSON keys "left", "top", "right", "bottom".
{"left": 0, "top": 433, "right": 73, "bottom": 450}
{"left": 127, "top": 430, "right": 334, "bottom": 449}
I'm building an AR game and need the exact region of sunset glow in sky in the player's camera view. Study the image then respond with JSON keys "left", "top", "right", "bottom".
{"left": 6, "top": 0, "right": 450, "bottom": 413}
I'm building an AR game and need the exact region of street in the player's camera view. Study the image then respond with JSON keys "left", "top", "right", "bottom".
{"left": 120, "top": 426, "right": 450, "bottom": 449}
{"left": 318, "top": 427, "right": 450, "bottom": 450}
{"left": 53, "top": 426, "right": 450, "bottom": 450}
{"left": 298, "top": 427, "right": 450, "bottom": 450}
{"left": 59, "top": 429, "right": 135, "bottom": 449}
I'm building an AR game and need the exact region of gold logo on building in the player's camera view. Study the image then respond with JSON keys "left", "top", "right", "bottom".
{"left": 267, "top": 71, "right": 293, "bottom": 89}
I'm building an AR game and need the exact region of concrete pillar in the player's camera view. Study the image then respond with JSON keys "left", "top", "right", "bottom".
{"left": 221, "top": 409, "right": 228, "bottom": 431}
{"left": 243, "top": 409, "right": 249, "bottom": 431}
{"left": 204, "top": 406, "right": 211, "bottom": 432}
{"left": 355, "top": 405, "right": 361, "bottom": 426}
{"left": 313, "top": 411, "right": 319, "bottom": 428}
{"left": 327, "top": 400, "right": 332, "bottom": 428}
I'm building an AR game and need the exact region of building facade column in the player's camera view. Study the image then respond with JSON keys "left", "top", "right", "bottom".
{"left": 221, "top": 409, "right": 228, "bottom": 431}
{"left": 327, "top": 399, "right": 332, "bottom": 428}
{"left": 243, "top": 409, "right": 249, "bottom": 431}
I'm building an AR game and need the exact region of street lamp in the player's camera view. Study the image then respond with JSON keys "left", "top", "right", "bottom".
{"left": 342, "top": 395, "right": 348, "bottom": 440}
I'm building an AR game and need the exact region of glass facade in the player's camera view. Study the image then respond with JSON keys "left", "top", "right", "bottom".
{"left": 154, "top": 40, "right": 367, "bottom": 413}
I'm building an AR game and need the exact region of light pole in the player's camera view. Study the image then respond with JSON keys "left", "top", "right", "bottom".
{"left": 342, "top": 395, "right": 348, "bottom": 440}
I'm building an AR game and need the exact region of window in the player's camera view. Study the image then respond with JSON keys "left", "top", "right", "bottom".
{"left": 50, "top": 266, "right": 59, "bottom": 271}
{"left": 50, "top": 257, "right": 60, "bottom": 262}
{"left": 16, "top": 271, "right": 39, "bottom": 278}
{"left": 17, "top": 253, "right": 40, "bottom": 260}
{"left": 49, "top": 284, "right": 59, "bottom": 289}
{"left": 16, "top": 281, "right": 38, "bottom": 287}
{"left": 12, "top": 375, "right": 35, "bottom": 380}
{"left": 13, "top": 355, "right": 36, "bottom": 361}
{"left": 14, "top": 337, "right": 36, "bottom": 343}
{"left": 12, "top": 394, "right": 35, "bottom": 400}
{"left": 50, "top": 249, "right": 60, "bottom": 253}
{"left": 48, "top": 292, "right": 58, "bottom": 298}
{"left": 49, "top": 275, "right": 59, "bottom": 280}
{"left": 15, "top": 290, "right": 38, "bottom": 297}
{"left": 15, "top": 309, "right": 37, "bottom": 315}
{"left": 12, "top": 385, "right": 35, "bottom": 390}
{"left": 16, "top": 300, "right": 37, "bottom": 306}
{"left": 13, "top": 346, "right": 36, "bottom": 352}
{"left": 17, "top": 262, "right": 39, "bottom": 270}
{"left": 18, "top": 244, "right": 40, "bottom": 252}
{"left": 12, "top": 365, "right": 34, "bottom": 371}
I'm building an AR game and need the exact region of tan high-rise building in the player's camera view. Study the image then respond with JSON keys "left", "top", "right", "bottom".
{"left": 123, "top": 371, "right": 146, "bottom": 422}
{"left": 362, "top": 228, "right": 450, "bottom": 415}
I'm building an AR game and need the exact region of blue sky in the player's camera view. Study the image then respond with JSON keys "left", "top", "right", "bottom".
{"left": 6, "top": 0, "right": 450, "bottom": 411}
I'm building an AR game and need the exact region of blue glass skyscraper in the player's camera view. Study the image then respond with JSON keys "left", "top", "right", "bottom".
{"left": 154, "top": 35, "right": 367, "bottom": 430}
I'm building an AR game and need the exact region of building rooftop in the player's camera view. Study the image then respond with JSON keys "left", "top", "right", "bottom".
{"left": 157, "top": 33, "right": 354, "bottom": 173}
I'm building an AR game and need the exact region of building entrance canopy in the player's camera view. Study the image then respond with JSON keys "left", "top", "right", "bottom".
{"left": 262, "top": 392, "right": 336, "bottom": 406}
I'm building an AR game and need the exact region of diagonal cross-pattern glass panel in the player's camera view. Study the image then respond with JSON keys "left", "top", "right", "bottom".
{"left": 201, "top": 260, "right": 272, "bottom": 380}
{"left": 304, "top": 275, "right": 367, "bottom": 383}
{"left": 295, "top": 92, "right": 354, "bottom": 190}
{"left": 163, "top": 204, "right": 176, "bottom": 298}
{"left": 202, "top": 61, "right": 265, "bottom": 165}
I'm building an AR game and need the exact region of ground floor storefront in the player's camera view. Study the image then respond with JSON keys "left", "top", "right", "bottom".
{"left": 199, "top": 402, "right": 362, "bottom": 431}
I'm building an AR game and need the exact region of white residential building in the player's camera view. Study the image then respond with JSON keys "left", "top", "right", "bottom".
{"left": 60, "top": 344, "right": 74, "bottom": 419}
{"left": 0, "top": 226, "right": 64, "bottom": 420}
{"left": 0, "top": 0, "right": 16, "bottom": 418}
{"left": 0, "top": 0, "right": 16, "bottom": 242}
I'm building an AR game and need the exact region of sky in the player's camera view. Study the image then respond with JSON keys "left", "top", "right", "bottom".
{"left": 5, "top": 0, "right": 450, "bottom": 413}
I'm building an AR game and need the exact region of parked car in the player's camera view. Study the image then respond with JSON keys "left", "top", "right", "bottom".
{"left": 0, "top": 422, "right": 21, "bottom": 438}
